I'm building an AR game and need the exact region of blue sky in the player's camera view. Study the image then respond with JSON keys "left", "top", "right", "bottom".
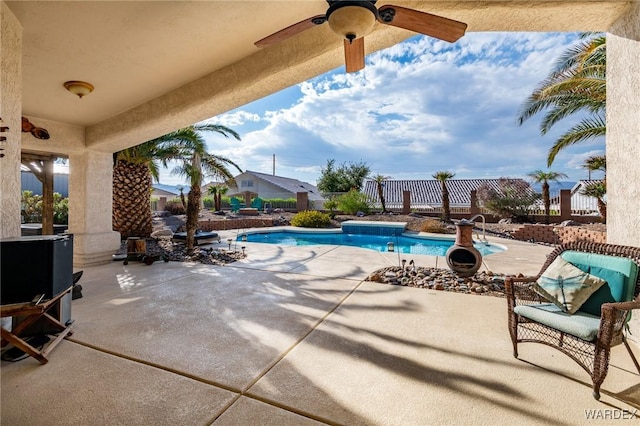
{"left": 159, "top": 32, "right": 605, "bottom": 186}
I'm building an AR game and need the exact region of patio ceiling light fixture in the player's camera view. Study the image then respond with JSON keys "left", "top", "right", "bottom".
{"left": 326, "top": 2, "right": 377, "bottom": 43}
{"left": 63, "top": 80, "right": 94, "bottom": 99}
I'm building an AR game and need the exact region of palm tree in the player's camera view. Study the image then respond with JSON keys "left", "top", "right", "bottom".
{"left": 518, "top": 34, "right": 606, "bottom": 166}
{"left": 581, "top": 181, "right": 606, "bottom": 222}
{"left": 583, "top": 155, "right": 606, "bottom": 179}
{"left": 208, "top": 184, "right": 229, "bottom": 211}
{"left": 163, "top": 124, "right": 241, "bottom": 252}
{"left": 113, "top": 139, "right": 184, "bottom": 238}
{"left": 527, "top": 170, "right": 568, "bottom": 224}
{"left": 433, "top": 171, "right": 455, "bottom": 222}
{"left": 369, "top": 174, "right": 391, "bottom": 213}
{"left": 112, "top": 124, "right": 241, "bottom": 246}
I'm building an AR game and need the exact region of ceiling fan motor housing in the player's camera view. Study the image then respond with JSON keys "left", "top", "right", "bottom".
{"left": 326, "top": 1, "right": 378, "bottom": 41}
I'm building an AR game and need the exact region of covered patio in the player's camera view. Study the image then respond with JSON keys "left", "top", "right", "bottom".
{"left": 1, "top": 1, "right": 639, "bottom": 423}
{"left": 2, "top": 238, "right": 638, "bottom": 424}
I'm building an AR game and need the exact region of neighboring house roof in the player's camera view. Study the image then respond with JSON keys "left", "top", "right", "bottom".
{"left": 571, "top": 180, "right": 604, "bottom": 194}
{"left": 235, "top": 170, "right": 325, "bottom": 201}
{"left": 362, "top": 179, "right": 531, "bottom": 207}
{"left": 151, "top": 183, "right": 190, "bottom": 196}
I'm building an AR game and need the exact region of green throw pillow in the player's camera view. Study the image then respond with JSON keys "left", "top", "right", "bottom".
{"left": 534, "top": 257, "right": 607, "bottom": 314}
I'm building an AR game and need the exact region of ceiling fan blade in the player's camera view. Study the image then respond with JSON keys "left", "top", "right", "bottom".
{"left": 378, "top": 5, "right": 467, "bottom": 43}
{"left": 344, "top": 37, "right": 365, "bottom": 73}
{"left": 255, "top": 15, "right": 326, "bottom": 48}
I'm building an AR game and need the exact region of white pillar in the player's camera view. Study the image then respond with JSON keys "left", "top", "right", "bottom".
{"left": 68, "top": 150, "right": 120, "bottom": 266}
{"left": 607, "top": 2, "right": 640, "bottom": 346}
{"left": 0, "top": 3, "right": 22, "bottom": 240}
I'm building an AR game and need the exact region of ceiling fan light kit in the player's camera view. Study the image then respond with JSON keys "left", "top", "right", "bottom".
{"left": 326, "top": 1, "right": 377, "bottom": 42}
{"left": 255, "top": 1, "right": 467, "bottom": 73}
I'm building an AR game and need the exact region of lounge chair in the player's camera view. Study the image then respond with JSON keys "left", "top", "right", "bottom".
{"left": 505, "top": 241, "right": 640, "bottom": 399}
{"left": 230, "top": 198, "right": 243, "bottom": 213}
{"left": 251, "top": 197, "right": 263, "bottom": 210}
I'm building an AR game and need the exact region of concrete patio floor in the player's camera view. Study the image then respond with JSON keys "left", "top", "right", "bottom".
{"left": 1, "top": 234, "right": 639, "bottom": 425}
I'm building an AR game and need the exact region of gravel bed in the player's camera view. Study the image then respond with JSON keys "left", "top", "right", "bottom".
{"left": 366, "top": 266, "right": 511, "bottom": 298}
{"left": 115, "top": 238, "right": 246, "bottom": 266}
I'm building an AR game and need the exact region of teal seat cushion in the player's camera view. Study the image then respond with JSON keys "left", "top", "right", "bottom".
{"left": 560, "top": 252, "right": 638, "bottom": 317}
{"left": 514, "top": 303, "right": 601, "bottom": 341}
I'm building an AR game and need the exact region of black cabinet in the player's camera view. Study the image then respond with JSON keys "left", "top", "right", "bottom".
{"left": 1, "top": 235, "right": 74, "bottom": 304}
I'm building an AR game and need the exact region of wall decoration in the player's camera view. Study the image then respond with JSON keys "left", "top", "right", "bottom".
{"left": 21, "top": 117, "right": 50, "bottom": 140}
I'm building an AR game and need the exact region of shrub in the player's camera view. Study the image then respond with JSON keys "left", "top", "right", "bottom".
{"left": 21, "top": 190, "right": 69, "bottom": 224}
{"left": 202, "top": 196, "right": 214, "bottom": 209}
{"left": 53, "top": 193, "right": 69, "bottom": 224}
{"left": 335, "top": 189, "right": 371, "bottom": 215}
{"left": 291, "top": 210, "right": 331, "bottom": 228}
{"left": 420, "top": 219, "right": 447, "bottom": 234}
{"left": 165, "top": 200, "right": 186, "bottom": 215}
{"left": 477, "top": 178, "right": 540, "bottom": 221}
{"left": 323, "top": 198, "right": 339, "bottom": 219}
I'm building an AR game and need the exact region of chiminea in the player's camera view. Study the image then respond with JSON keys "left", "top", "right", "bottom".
{"left": 446, "top": 219, "right": 482, "bottom": 277}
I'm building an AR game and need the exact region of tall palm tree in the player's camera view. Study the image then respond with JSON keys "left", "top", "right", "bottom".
{"left": 581, "top": 181, "right": 607, "bottom": 222}
{"left": 208, "top": 184, "right": 229, "bottom": 211}
{"left": 583, "top": 155, "right": 606, "bottom": 179}
{"left": 113, "top": 139, "right": 182, "bottom": 238}
{"left": 369, "top": 174, "right": 391, "bottom": 213}
{"left": 433, "top": 171, "right": 455, "bottom": 222}
{"left": 518, "top": 34, "right": 606, "bottom": 166}
{"left": 162, "top": 124, "right": 241, "bottom": 252}
{"left": 527, "top": 170, "right": 568, "bottom": 224}
{"left": 112, "top": 124, "right": 241, "bottom": 246}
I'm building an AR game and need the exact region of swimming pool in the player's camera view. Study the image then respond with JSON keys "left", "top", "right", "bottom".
{"left": 238, "top": 230, "right": 504, "bottom": 256}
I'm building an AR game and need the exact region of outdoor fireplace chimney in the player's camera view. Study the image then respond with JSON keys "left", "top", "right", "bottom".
{"left": 446, "top": 219, "right": 482, "bottom": 277}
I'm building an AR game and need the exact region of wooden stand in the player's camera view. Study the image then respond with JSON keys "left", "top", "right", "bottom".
{"left": 1, "top": 286, "right": 74, "bottom": 364}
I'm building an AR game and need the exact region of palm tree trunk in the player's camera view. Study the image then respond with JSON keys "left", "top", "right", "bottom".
{"left": 597, "top": 198, "right": 607, "bottom": 223}
{"left": 542, "top": 182, "right": 550, "bottom": 224}
{"left": 442, "top": 183, "right": 451, "bottom": 222}
{"left": 185, "top": 154, "right": 202, "bottom": 252}
{"left": 377, "top": 183, "right": 386, "bottom": 212}
{"left": 112, "top": 160, "right": 153, "bottom": 238}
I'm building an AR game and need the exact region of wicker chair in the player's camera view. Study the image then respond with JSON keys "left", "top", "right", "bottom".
{"left": 505, "top": 241, "right": 640, "bottom": 400}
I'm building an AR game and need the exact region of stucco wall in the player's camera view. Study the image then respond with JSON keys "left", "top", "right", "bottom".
{"left": 606, "top": 2, "right": 640, "bottom": 346}
{"left": 21, "top": 115, "right": 85, "bottom": 156}
{"left": 0, "top": 3, "right": 22, "bottom": 240}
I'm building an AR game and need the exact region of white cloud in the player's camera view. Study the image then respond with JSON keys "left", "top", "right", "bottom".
{"left": 160, "top": 32, "right": 599, "bottom": 186}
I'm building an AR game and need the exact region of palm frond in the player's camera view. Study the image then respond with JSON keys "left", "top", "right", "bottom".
{"left": 547, "top": 116, "right": 606, "bottom": 166}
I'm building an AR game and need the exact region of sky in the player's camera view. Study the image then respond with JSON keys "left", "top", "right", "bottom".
{"left": 158, "top": 31, "right": 605, "bottom": 187}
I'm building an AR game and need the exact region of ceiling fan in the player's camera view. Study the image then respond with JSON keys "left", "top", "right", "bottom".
{"left": 255, "top": 1, "right": 467, "bottom": 73}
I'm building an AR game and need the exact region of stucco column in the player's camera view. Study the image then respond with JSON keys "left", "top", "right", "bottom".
{"left": 0, "top": 3, "right": 22, "bottom": 240}
{"left": 607, "top": 3, "right": 640, "bottom": 346}
{"left": 68, "top": 150, "right": 120, "bottom": 267}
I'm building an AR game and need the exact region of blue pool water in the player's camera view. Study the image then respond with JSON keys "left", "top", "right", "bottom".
{"left": 239, "top": 231, "right": 503, "bottom": 256}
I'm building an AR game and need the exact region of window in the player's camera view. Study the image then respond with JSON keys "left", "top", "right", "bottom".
{"left": 241, "top": 180, "right": 254, "bottom": 188}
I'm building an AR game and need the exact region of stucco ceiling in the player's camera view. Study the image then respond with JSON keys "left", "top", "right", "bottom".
{"left": 6, "top": 1, "right": 632, "bottom": 151}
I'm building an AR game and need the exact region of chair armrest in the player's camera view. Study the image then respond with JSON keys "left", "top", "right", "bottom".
{"left": 599, "top": 299, "right": 640, "bottom": 344}
{"left": 505, "top": 276, "right": 541, "bottom": 303}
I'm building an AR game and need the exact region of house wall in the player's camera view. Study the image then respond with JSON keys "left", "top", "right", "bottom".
{"left": 0, "top": 3, "right": 22, "bottom": 240}
{"left": 232, "top": 173, "right": 295, "bottom": 200}
{"left": 607, "top": 4, "right": 640, "bottom": 346}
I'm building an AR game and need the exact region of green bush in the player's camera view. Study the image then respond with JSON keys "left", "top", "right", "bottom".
{"left": 291, "top": 210, "right": 331, "bottom": 228}
{"left": 21, "top": 190, "right": 69, "bottom": 224}
{"left": 53, "top": 193, "right": 69, "bottom": 224}
{"left": 335, "top": 189, "right": 371, "bottom": 215}
{"left": 324, "top": 198, "right": 338, "bottom": 219}
{"left": 202, "top": 196, "right": 214, "bottom": 209}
